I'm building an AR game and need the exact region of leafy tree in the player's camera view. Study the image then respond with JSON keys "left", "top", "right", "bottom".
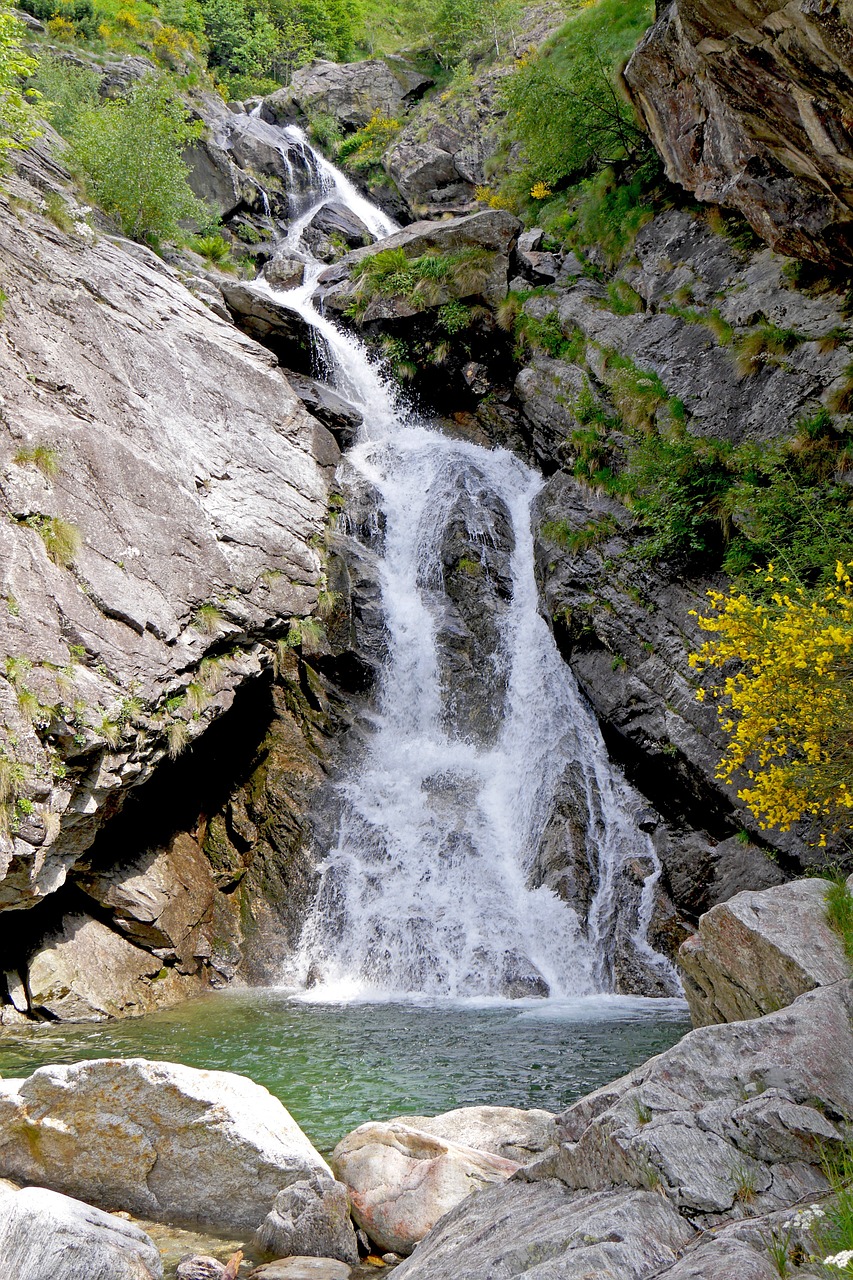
{"left": 690, "top": 562, "right": 853, "bottom": 841}
{"left": 432, "top": 0, "right": 520, "bottom": 64}
{"left": 69, "top": 73, "right": 203, "bottom": 241}
{"left": 0, "top": 1, "right": 41, "bottom": 169}
{"left": 501, "top": 33, "right": 645, "bottom": 187}
{"left": 28, "top": 54, "right": 100, "bottom": 136}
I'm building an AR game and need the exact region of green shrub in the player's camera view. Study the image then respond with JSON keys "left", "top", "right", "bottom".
{"left": 338, "top": 109, "right": 400, "bottom": 170}
{"left": 499, "top": 0, "right": 653, "bottom": 190}
{"left": 0, "top": 2, "right": 41, "bottom": 169}
{"left": 28, "top": 54, "right": 100, "bottom": 137}
{"left": 348, "top": 245, "right": 498, "bottom": 316}
{"left": 69, "top": 73, "right": 204, "bottom": 243}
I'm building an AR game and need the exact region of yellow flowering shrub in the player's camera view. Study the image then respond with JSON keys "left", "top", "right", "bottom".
{"left": 530, "top": 180, "right": 552, "bottom": 200}
{"left": 689, "top": 562, "right": 853, "bottom": 839}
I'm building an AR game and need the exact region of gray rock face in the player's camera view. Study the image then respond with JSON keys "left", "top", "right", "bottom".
{"left": 533, "top": 981, "right": 851, "bottom": 1222}
{"left": 394, "top": 1182, "right": 694, "bottom": 1280}
{"left": 262, "top": 58, "right": 432, "bottom": 131}
{"left": 625, "top": 0, "right": 853, "bottom": 264}
{"left": 678, "top": 877, "right": 849, "bottom": 1025}
{"left": 0, "top": 1183, "right": 163, "bottom": 1280}
{"left": 0, "top": 1058, "right": 334, "bottom": 1234}
{"left": 0, "top": 142, "right": 333, "bottom": 924}
{"left": 254, "top": 1173, "right": 359, "bottom": 1265}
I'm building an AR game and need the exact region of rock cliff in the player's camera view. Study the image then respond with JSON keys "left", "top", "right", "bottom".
{"left": 625, "top": 0, "right": 853, "bottom": 265}
{"left": 0, "top": 135, "right": 340, "bottom": 1018}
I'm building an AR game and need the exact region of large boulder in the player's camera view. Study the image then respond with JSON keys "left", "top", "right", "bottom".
{"left": 254, "top": 1171, "right": 359, "bottom": 1265}
{"left": 624, "top": 0, "right": 853, "bottom": 265}
{"left": 678, "top": 877, "right": 849, "bottom": 1026}
{"left": 0, "top": 1059, "right": 335, "bottom": 1234}
{"left": 0, "top": 1183, "right": 163, "bottom": 1280}
{"left": 219, "top": 281, "right": 318, "bottom": 373}
{"left": 262, "top": 58, "right": 432, "bottom": 131}
{"left": 331, "top": 1121, "right": 520, "bottom": 1255}
{"left": 389, "top": 1106, "right": 556, "bottom": 1164}
{"left": 529, "top": 981, "right": 853, "bottom": 1224}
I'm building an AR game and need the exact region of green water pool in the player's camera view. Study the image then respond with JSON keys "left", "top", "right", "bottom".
{"left": 0, "top": 989, "right": 691, "bottom": 1151}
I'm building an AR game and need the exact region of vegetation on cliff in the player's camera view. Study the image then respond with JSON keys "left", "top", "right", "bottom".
{"left": 690, "top": 564, "right": 853, "bottom": 840}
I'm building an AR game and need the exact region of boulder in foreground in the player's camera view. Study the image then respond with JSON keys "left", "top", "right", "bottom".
{"left": 332, "top": 1120, "right": 519, "bottom": 1254}
{"left": 389, "top": 1104, "right": 556, "bottom": 1163}
{"left": 0, "top": 1058, "right": 333, "bottom": 1234}
{"left": 0, "top": 1183, "right": 162, "bottom": 1280}
{"left": 254, "top": 1171, "right": 358, "bottom": 1264}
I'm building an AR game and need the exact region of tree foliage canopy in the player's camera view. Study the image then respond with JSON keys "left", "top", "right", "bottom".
{"left": 69, "top": 73, "right": 203, "bottom": 241}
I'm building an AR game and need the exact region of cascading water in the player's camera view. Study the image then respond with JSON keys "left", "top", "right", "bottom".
{"left": 250, "top": 120, "right": 680, "bottom": 1001}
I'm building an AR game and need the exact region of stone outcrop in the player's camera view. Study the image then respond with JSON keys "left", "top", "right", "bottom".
{"left": 678, "top": 877, "right": 849, "bottom": 1025}
{"left": 394, "top": 1182, "right": 694, "bottom": 1280}
{"left": 395, "top": 981, "right": 852, "bottom": 1277}
{"left": 316, "top": 208, "right": 522, "bottom": 315}
{"left": 254, "top": 1172, "right": 359, "bottom": 1265}
{"left": 25, "top": 912, "right": 207, "bottom": 1021}
{"left": 0, "top": 138, "right": 334, "bottom": 926}
{"left": 0, "top": 1182, "right": 163, "bottom": 1280}
{"left": 625, "top": 0, "right": 853, "bottom": 265}
{"left": 390, "top": 1105, "right": 557, "bottom": 1164}
{"left": 0, "top": 1058, "right": 335, "bottom": 1234}
{"left": 331, "top": 1120, "right": 520, "bottom": 1254}
{"left": 262, "top": 58, "right": 432, "bottom": 132}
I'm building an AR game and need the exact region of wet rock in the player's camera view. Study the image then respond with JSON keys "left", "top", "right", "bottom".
{"left": 219, "top": 281, "right": 318, "bottom": 372}
{"left": 264, "top": 254, "right": 305, "bottom": 290}
{"left": 285, "top": 373, "right": 363, "bottom": 450}
{"left": 307, "top": 202, "right": 372, "bottom": 251}
{"left": 26, "top": 913, "right": 206, "bottom": 1021}
{"left": 262, "top": 59, "right": 432, "bottom": 131}
{"left": 0, "top": 1184, "right": 163, "bottom": 1280}
{"left": 625, "top": 0, "right": 853, "bottom": 264}
{"left": 254, "top": 1172, "right": 358, "bottom": 1265}
{"left": 388, "top": 1105, "right": 557, "bottom": 1164}
{"left": 678, "top": 877, "right": 848, "bottom": 1026}
{"left": 331, "top": 1121, "right": 520, "bottom": 1255}
{"left": 0, "top": 1058, "right": 334, "bottom": 1234}
{"left": 176, "top": 1259, "right": 225, "bottom": 1280}
{"left": 392, "top": 1182, "right": 694, "bottom": 1280}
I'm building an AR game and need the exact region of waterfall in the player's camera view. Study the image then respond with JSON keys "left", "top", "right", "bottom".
{"left": 254, "top": 122, "right": 680, "bottom": 1001}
